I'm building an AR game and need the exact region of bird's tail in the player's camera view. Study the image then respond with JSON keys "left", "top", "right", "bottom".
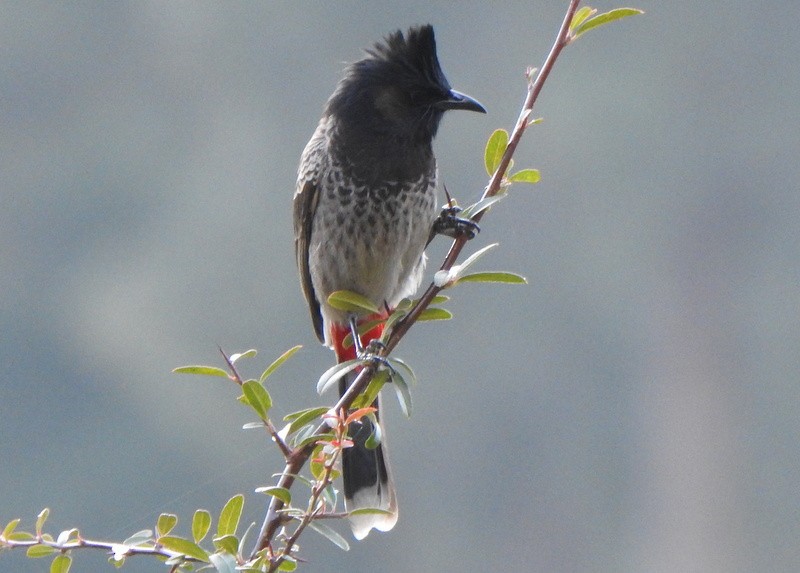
{"left": 330, "top": 315, "right": 398, "bottom": 540}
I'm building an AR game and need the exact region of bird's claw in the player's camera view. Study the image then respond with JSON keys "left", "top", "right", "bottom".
{"left": 358, "top": 339, "right": 389, "bottom": 369}
{"left": 432, "top": 205, "right": 480, "bottom": 240}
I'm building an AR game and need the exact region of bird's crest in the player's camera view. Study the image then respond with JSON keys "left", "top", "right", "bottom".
{"left": 363, "top": 25, "right": 450, "bottom": 92}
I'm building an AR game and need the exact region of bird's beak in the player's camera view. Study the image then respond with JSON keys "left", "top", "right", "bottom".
{"left": 436, "top": 89, "right": 486, "bottom": 113}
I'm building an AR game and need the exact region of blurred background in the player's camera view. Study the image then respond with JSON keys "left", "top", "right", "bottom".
{"left": 2, "top": 2, "right": 798, "bottom": 572}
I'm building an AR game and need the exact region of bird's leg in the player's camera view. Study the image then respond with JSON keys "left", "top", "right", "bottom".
{"left": 427, "top": 187, "right": 480, "bottom": 246}
{"left": 348, "top": 315, "right": 390, "bottom": 369}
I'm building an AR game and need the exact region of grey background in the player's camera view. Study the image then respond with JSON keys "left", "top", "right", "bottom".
{"left": 2, "top": 2, "right": 798, "bottom": 572}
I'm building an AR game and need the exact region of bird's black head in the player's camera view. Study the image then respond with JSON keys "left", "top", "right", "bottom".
{"left": 326, "top": 25, "right": 485, "bottom": 146}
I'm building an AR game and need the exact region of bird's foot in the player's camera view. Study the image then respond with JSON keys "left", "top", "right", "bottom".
{"left": 358, "top": 339, "right": 390, "bottom": 370}
{"left": 431, "top": 205, "right": 480, "bottom": 241}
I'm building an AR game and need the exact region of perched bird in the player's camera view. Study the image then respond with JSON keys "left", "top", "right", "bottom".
{"left": 293, "top": 24, "right": 485, "bottom": 539}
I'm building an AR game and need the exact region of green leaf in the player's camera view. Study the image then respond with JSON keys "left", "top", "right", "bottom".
{"left": 50, "top": 554, "right": 71, "bottom": 573}
{"left": 348, "top": 507, "right": 396, "bottom": 517}
{"left": 456, "top": 271, "right": 528, "bottom": 284}
{"left": 392, "top": 375, "right": 413, "bottom": 418}
{"left": 2, "top": 518, "right": 20, "bottom": 539}
{"left": 36, "top": 508, "right": 49, "bottom": 537}
{"left": 156, "top": 514, "right": 178, "bottom": 537}
{"left": 317, "top": 360, "right": 360, "bottom": 395}
{"left": 56, "top": 528, "right": 79, "bottom": 546}
{"left": 459, "top": 193, "right": 507, "bottom": 219}
{"left": 241, "top": 380, "right": 272, "bottom": 420}
{"left": 388, "top": 357, "right": 417, "bottom": 386}
{"left": 382, "top": 306, "right": 408, "bottom": 333}
{"left": 6, "top": 531, "right": 35, "bottom": 541}
{"left": 436, "top": 243, "right": 501, "bottom": 286}
{"left": 122, "top": 529, "right": 152, "bottom": 547}
{"left": 569, "top": 6, "right": 595, "bottom": 31}
{"left": 351, "top": 369, "right": 389, "bottom": 410}
{"left": 459, "top": 242, "right": 498, "bottom": 271}
{"left": 192, "top": 509, "right": 212, "bottom": 543}
{"left": 327, "top": 290, "right": 379, "bottom": 315}
{"left": 416, "top": 308, "right": 453, "bottom": 321}
{"left": 484, "top": 128, "right": 509, "bottom": 175}
{"left": 508, "top": 168, "right": 541, "bottom": 184}
{"left": 27, "top": 544, "right": 55, "bottom": 558}
{"left": 229, "top": 349, "right": 257, "bottom": 364}
{"left": 158, "top": 535, "right": 210, "bottom": 562}
{"left": 307, "top": 520, "right": 350, "bottom": 551}
{"left": 209, "top": 552, "right": 238, "bottom": 573}
{"left": 364, "top": 420, "right": 382, "bottom": 450}
{"left": 217, "top": 495, "right": 244, "bottom": 537}
{"left": 277, "top": 556, "right": 298, "bottom": 571}
{"left": 284, "top": 406, "right": 330, "bottom": 435}
{"left": 259, "top": 345, "right": 302, "bottom": 383}
{"left": 258, "top": 486, "right": 291, "bottom": 505}
{"left": 572, "top": 8, "right": 644, "bottom": 40}
{"left": 172, "top": 366, "right": 229, "bottom": 378}
{"left": 212, "top": 533, "right": 240, "bottom": 555}
{"left": 242, "top": 421, "right": 264, "bottom": 430}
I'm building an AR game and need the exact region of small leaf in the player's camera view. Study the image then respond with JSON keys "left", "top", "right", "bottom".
{"left": 364, "top": 421, "right": 382, "bottom": 450}
{"left": 508, "top": 168, "right": 541, "bottom": 184}
{"left": 456, "top": 271, "right": 528, "bottom": 284}
{"left": 327, "top": 290, "right": 379, "bottom": 315}
{"left": 242, "top": 380, "right": 272, "bottom": 420}
{"left": 259, "top": 486, "right": 292, "bottom": 504}
{"left": 392, "top": 375, "right": 413, "bottom": 418}
{"left": 242, "top": 421, "right": 264, "bottom": 430}
{"left": 348, "top": 507, "right": 395, "bottom": 517}
{"left": 277, "top": 556, "right": 298, "bottom": 571}
{"left": 382, "top": 306, "right": 408, "bottom": 332}
{"left": 2, "top": 518, "right": 20, "bottom": 539}
{"left": 217, "top": 494, "right": 244, "bottom": 537}
{"left": 571, "top": 8, "right": 644, "bottom": 40}
{"left": 27, "top": 544, "right": 55, "bottom": 558}
{"left": 173, "top": 366, "right": 229, "bottom": 378}
{"left": 345, "top": 407, "right": 378, "bottom": 427}
{"left": 416, "top": 308, "right": 453, "bottom": 321}
{"left": 122, "top": 529, "right": 152, "bottom": 547}
{"left": 317, "top": 360, "right": 360, "bottom": 395}
{"left": 459, "top": 242, "right": 499, "bottom": 271}
{"left": 429, "top": 295, "right": 450, "bottom": 305}
{"left": 36, "top": 508, "right": 49, "bottom": 537}
{"left": 284, "top": 406, "right": 329, "bottom": 435}
{"left": 56, "top": 528, "right": 79, "bottom": 546}
{"left": 388, "top": 357, "right": 417, "bottom": 386}
{"left": 157, "top": 535, "right": 210, "bottom": 562}
{"left": 6, "top": 531, "right": 35, "bottom": 541}
{"left": 212, "top": 533, "right": 239, "bottom": 555}
{"left": 351, "top": 370, "right": 388, "bottom": 410}
{"left": 192, "top": 509, "right": 212, "bottom": 543}
{"left": 50, "top": 554, "right": 72, "bottom": 573}
{"left": 229, "top": 349, "right": 257, "bottom": 364}
{"left": 259, "top": 345, "right": 302, "bottom": 383}
{"left": 209, "top": 552, "right": 238, "bottom": 573}
{"left": 156, "top": 514, "right": 178, "bottom": 537}
{"left": 569, "top": 6, "right": 595, "bottom": 31}
{"left": 484, "top": 129, "right": 509, "bottom": 175}
{"left": 437, "top": 243, "right": 500, "bottom": 286}
{"left": 459, "top": 193, "right": 507, "bottom": 219}
{"left": 307, "top": 520, "right": 350, "bottom": 551}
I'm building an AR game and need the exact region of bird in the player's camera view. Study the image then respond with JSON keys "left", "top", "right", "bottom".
{"left": 293, "top": 24, "right": 485, "bottom": 540}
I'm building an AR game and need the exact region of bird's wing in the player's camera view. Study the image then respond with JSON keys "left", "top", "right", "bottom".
{"left": 293, "top": 178, "right": 325, "bottom": 342}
